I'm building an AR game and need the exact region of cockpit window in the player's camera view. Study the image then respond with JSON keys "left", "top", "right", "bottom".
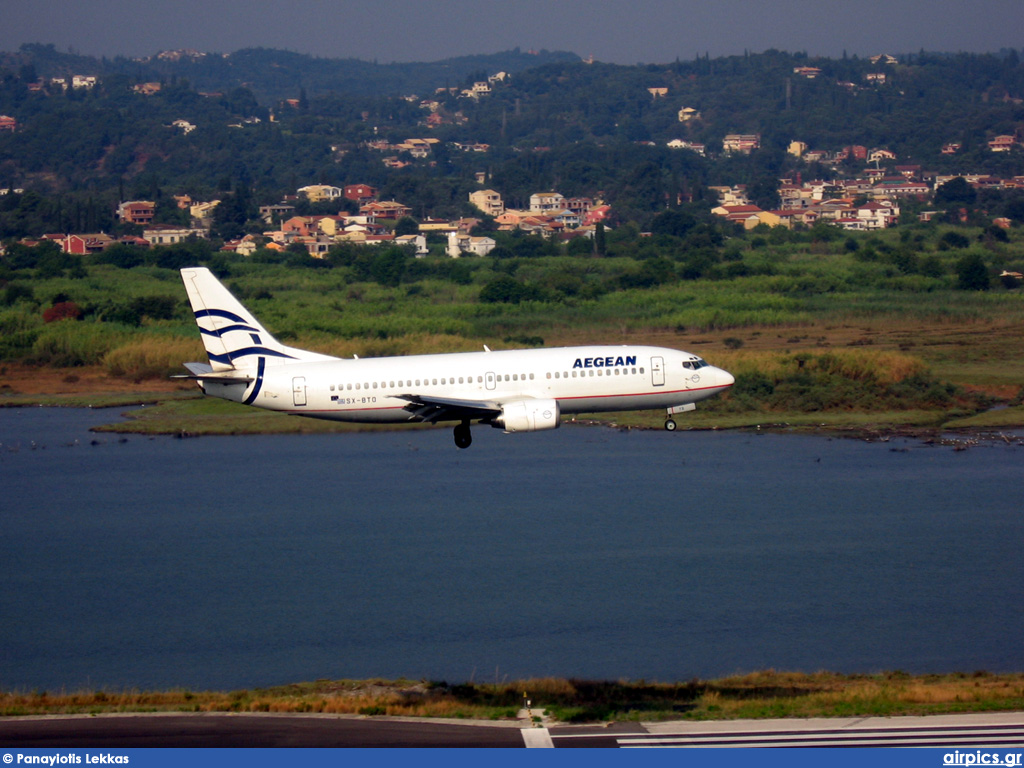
{"left": 686, "top": 358, "right": 708, "bottom": 369}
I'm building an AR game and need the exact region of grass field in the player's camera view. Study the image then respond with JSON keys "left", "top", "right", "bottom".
{"left": 3, "top": 671, "right": 1023, "bottom": 722}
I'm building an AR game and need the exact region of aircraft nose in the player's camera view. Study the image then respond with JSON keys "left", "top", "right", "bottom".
{"left": 717, "top": 367, "right": 735, "bottom": 388}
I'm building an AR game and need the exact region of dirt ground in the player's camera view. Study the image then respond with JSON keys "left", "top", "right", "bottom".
{"left": 0, "top": 363, "right": 192, "bottom": 397}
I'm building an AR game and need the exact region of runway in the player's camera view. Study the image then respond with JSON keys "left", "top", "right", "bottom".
{"left": 2, "top": 711, "right": 1023, "bottom": 748}
{"left": 545, "top": 712, "right": 1024, "bottom": 748}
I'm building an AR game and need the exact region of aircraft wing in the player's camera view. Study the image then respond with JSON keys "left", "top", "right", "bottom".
{"left": 393, "top": 393, "right": 503, "bottom": 424}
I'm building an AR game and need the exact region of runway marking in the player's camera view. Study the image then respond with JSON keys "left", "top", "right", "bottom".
{"left": 614, "top": 723, "right": 1024, "bottom": 748}
{"left": 522, "top": 727, "right": 555, "bottom": 748}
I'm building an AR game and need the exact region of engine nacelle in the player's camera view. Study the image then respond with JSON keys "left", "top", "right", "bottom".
{"left": 492, "top": 399, "right": 560, "bottom": 433}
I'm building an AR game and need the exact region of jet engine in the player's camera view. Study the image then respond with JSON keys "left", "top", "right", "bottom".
{"left": 491, "top": 399, "right": 560, "bottom": 433}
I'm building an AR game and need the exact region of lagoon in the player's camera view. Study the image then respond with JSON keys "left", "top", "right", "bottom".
{"left": 1, "top": 407, "right": 1022, "bottom": 691}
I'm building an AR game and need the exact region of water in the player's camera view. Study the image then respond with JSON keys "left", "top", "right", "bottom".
{"left": 2, "top": 407, "right": 1022, "bottom": 691}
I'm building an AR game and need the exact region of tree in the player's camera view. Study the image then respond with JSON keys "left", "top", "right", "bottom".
{"left": 393, "top": 216, "right": 419, "bottom": 236}
{"left": 956, "top": 253, "right": 990, "bottom": 290}
{"left": 935, "top": 177, "right": 976, "bottom": 208}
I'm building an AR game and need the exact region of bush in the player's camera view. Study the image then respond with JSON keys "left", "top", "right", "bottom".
{"left": 43, "top": 301, "right": 83, "bottom": 323}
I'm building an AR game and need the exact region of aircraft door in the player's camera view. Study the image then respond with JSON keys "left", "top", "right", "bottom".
{"left": 651, "top": 356, "right": 665, "bottom": 387}
{"left": 485, "top": 372, "right": 496, "bottom": 390}
{"left": 292, "top": 376, "right": 307, "bottom": 406}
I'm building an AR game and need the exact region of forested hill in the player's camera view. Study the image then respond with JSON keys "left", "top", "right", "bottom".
{"left": 1, "top": 44, "right": 581, "bottom": 100}
{"left": 2, "top": 45, "right": 1024, "bottom": 230}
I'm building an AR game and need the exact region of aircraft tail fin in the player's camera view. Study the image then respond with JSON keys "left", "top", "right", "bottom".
{"left": 180, "top": 267, "right": 336, "bottom": 371}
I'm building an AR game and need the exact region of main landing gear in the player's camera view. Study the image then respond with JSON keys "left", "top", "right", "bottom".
{"left": 664, "top": 419, "right": 677, "bottom": 431}
{"left": 454, "top": 421, "right": 473, "bottom": 449}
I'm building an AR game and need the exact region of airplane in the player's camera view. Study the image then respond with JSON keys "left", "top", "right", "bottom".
{"left": 177, "top": 266, "right": 735, "bottom": 448}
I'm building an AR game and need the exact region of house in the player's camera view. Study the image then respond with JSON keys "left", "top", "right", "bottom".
{"left": 564, "top": 197, "right": 594, "bottom": 215}
{"left": 709, "top": 185, "right": 750, "bottom": 206}
{"left": 133, "top": 82, "right": 161, "bottom": 95}
{"left": 722, "top": 134, "right": 761, "bottom": 154}
{"left": 0, "top": 115, "right": 16, "bottom": 132}
{"left": 793, "top": 67, "right": 822, "bottom": 79}
{"left": 359, "top": 201, "right": 412, "bottom": 220}
{"left": 117, "top": 201, "right": 155, "bottom": 226}
{"left": 495, "top": 210, "right": 530, "bottom": 230}
{"left": 788, "top": 141, "right": 808, "bottom": 157}
{"left": 648, "top": 87, "right": 668, "bottom": 99}
{"left": 446, "top": 232, "right": 495, "bottom": 257}
{"left": 221, "top": 235, "right": 260, "bottom": 256}
{"left": 942, "top": 143, "right": 962, "bottom": 155}
{"left": 72, "top": 75, "right": 97, "bottom": 89}
{"left": 529, "top": 192, "right": 566, "bottom": 214}
{"left": 298, "top": 185, "right": 344, "bottom": 202}
{"left": 395, "top": 234, "right": 428, "bottom": 256}
{"left": 678, "top": 107, "right": 700, "bottom": 122}
{"left": 171, "top": 119, "right": 196, "bottom": 134}
{"left": 838, "top": 145, "right": 868, "bottom": 161}
{"left": 854, "top": 201, "right": 900, "bottom": 229}
{"left": 989, "top": 135, "right": 1017, "bottom": 152}
{"left": 552, "top": 209, "right": 582, "bottom": 228}
{"left": 259, "top": 204, "right": 295, "bottom": 223}
{"left": 868, "top": 149, "right": 897, "bottom": 163}
{"left": 667, "top": 139, "right": 706, "bottom": 155}
{"left": 870, "top": 180, "right": 930, "bottom": 198}
{"left": 344, "top": 184, "right": 377, "bottom": 203}
{"left": 469, "top": 189, "right": 505, "bottom": 217}
{"left": 865, "top": 73, "right": 887, "bottom": 84}
{"left": 583, "top": 205, "right": 611, "bottom": 226}
{"left": 62, "top": 233, "right": 114, "bottom": 254}
{"left": 189, "top": 201, "right": 220, "bottom": 226}
{"left": 419, "top": 218, "right": 457, "bottom": 232}
{"left": 143, "top": 225, "right": 208, "bottom": 246}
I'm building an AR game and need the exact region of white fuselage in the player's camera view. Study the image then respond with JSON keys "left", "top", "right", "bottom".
{"left": 202, "top": 345, "right": 733, "bottom": 423}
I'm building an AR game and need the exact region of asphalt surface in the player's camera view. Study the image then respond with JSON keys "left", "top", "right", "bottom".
{"left": 3, "top": 711, "right": 1024, "bottom": 748}
{"left": 0, "top": 713, "right": 526, "bottom": 748}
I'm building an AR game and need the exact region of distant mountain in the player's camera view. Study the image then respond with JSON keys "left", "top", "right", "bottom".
{"left": 1, "top": 44, "right": 581, "bottom": 101}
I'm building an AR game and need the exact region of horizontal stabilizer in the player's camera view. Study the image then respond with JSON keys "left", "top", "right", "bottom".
{"left": 173, "top": 362, "right": 254, "bottom": 384}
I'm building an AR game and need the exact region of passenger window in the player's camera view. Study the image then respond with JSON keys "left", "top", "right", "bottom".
{"left": 415, "top": 379, "right": 421, "bottom": 386}
{"left": 356, "top": 383, "right": 361, "bottom": 390}
{"left": 529, "top": 373, "right": 534, "bottom": 380}
{"left": 513, "top": 374, "right": 518, "bottom": 381}
{"left": 459, "top": 377, "right": 464, "bottom": 384}
{"left": 389, "top": 381, "right": 395, "bottom": 388}
{"left": 640, "top": 368, "right": 644, "bottom": 374}
{"left": 330, "top": 385, "right": 335, "bottom": 391}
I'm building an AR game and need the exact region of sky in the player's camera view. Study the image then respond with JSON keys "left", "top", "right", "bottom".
{"left": 2, "top": 0, "right": 1022, "bottom": 65}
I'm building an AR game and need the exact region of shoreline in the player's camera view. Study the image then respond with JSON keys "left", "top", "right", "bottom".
{"left": 3, "top": 393, "right": 1023, "bottom": 445}
{"left": 3, "top": 364, "right": 1023, "bottom": 440}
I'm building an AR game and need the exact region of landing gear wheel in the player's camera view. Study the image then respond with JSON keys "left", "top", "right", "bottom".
{"left": 453, "top": 422, "right": 473, "bottom": 449}
{"left": 665, "top": 419, "right": 677, "bottom": 431}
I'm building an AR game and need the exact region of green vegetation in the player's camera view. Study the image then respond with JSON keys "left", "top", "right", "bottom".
{"left": 4, "top": 671, "right": 1023, "bottom": 722}
{"left": 3, "top": 221, "right": 1024, "bottom": 434}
